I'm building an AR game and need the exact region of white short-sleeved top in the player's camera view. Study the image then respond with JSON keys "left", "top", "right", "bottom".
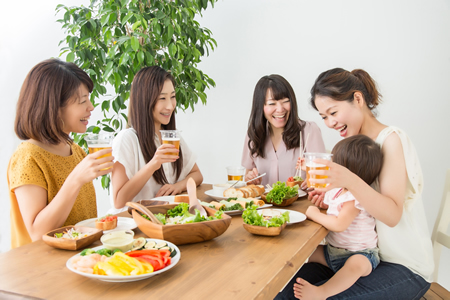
{"left": 374, "top": 126, "right": 434, "bottom": 281}
{"left": 324, "top": 188, "right": 377, "bottom": 251}
{"left": 241, "top": 121, "right": 326, "bottom": 186}
{"left": 108, "top": 128, "right": 196, "bottom": 214}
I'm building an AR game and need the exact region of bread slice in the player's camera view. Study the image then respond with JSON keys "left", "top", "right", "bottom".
{"left": 174, "top": 195, "right": 190, "bottom": 203}
{"left": 95, "top": 216, "right": 117, "bottom": 230}
{"left": 256, "top": 185, "right": 265, "bottom": 195}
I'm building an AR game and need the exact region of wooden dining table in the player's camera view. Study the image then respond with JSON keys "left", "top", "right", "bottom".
{"left": 0, "top": 184, "right": 328, "bottom": 300}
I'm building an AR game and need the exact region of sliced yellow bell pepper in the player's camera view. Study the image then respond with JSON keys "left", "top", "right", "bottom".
{"left": 94, "top": 261, "right": 128, "bottom": 276}
{"left": 92, "top": 252, "right": 155, "bottom": 276}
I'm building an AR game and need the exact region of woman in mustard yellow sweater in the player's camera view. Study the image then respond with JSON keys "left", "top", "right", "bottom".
{"left": 7, "top": 59, "right": 114, "bottom": 248}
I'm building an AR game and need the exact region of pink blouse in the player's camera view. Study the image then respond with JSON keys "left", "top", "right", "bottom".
{"left": 241, "top": 121, "right": 326, "bottom": 186}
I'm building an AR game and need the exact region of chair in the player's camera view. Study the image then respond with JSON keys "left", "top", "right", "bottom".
{"left": 431, "top": 169, "right": 450, "bottom": 281}
{"left": 421, "top": 169, "right": 450, "bottom": 299}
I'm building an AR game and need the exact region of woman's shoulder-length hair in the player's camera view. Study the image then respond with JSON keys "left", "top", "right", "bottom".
{"left": 14, "top": 58, "right": 93, "bottom": 145}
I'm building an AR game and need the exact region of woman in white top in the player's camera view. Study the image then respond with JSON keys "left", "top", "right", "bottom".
{"left": 110, "top": 66, "right": 203, "bottom": 213}
{"left": 277, "top": 68, "right": 433, "bottom": 299}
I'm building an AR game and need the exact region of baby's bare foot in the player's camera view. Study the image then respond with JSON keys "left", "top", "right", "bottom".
{"left": 293, "top": 278, "right": 326, "bottom": 300}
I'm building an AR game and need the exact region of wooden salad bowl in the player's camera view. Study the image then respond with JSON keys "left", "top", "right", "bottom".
{"left": 130, "top": 203, "right": 232, "bottom": 245}
{"left": 243, "top": 222, "right": 287, "bottom": 236}
{"left": 127, "top": 199, "right": 170, "bottom": 215}
{"left": 261, "top": 194, "right": 298, "bottom": 207}
{"left": 42, "top": 226, "right": 103, "bottom": 250}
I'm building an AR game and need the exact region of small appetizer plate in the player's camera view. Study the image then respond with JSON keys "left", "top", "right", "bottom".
{"left": 242, "top": 223, "right": 287, "bottom": 236}
{"left": 43, "top": 226, "right": 102, "bottom": 250}
{"left": 66, "top": 238, "right": 180, "bottom": 282}
{"left": 265, "top": 187, "right": 307, "bottom": 198}
{"left": 261, "top": 194, "right": 298, "bottom": 207}
{"left": 76, "top": 217, "right": 137, "bottom": 234}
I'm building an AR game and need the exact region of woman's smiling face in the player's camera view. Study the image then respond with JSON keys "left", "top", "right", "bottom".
{"left": 263, "top": 89, "right": 291, "bottom": 130}
{"left": 153, "top": 79, "right": 176, "bottom": 128}
{"left": 314, "top": 95, "right": 364, "bottom": 138}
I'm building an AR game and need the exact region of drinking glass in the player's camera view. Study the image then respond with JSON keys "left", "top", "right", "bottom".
{"left": 160, "top": 130, "right": 180, "bottom": 156}
{"left": 85, "top": 133, "right": 114, "bottom": 170}
{"left": 304, "top": 152, "right": 333, "bottom": 188}
{"left": 226, "top": 166, "right": 245, "bottom": 182}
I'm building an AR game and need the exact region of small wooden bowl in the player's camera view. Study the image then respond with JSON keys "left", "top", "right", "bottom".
{"left": 261, "top": 194, "right": 298, "bottom": 207}
{"left": 127, "top": 199, "right": 170, "bottom": 215}
{"left": 243, "top": 223, "right": 287, "bottom": 236}
{"left": 286, "top": 180, "right": 303, "bottom": 188}
{"left": 130, "top": 204, "right": 232, "bottom": 245}
{"left": 43, "top": 226, "right": 103, "bottom": 250}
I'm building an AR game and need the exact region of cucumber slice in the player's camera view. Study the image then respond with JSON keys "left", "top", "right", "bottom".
{"left": 131, "top": 237, "right": 146, "bottom": 251}
{"left": 144, "top": 240, "right": 157, "bottom": 249}
{"left": 156, "top": 241, "right": 168, "bottom": 249}
{"left": 159, "top": 246, "right": 170, "bottom": 250}
{"left": 170, "top": 248, "right": 177, "bottom": 258}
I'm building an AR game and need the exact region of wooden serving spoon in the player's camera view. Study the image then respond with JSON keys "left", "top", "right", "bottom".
{"left": 126, "top": 202, "right": 163, "bottom": 225}
{"left": 186, "top": 178, "right": 207, "bottom": 217}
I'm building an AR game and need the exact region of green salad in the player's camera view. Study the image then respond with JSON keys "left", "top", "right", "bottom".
{"left": 265, "top": 181, "right": 298, "bottom": 204}
{"left": 199, "top": 197, "right": 258, "bottom": 212}
{"left": 141, "top": 203, "right": 223, "bottom": 225}
{"left": 242, "top": 205, "right": 289, "bottom": 227}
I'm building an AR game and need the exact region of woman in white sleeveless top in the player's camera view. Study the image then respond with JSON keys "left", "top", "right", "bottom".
{"left": 277, "top": 68, "right": 433, "bottom": 300}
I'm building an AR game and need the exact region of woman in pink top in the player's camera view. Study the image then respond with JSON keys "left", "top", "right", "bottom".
{"left": 299, "top": 134, "right": 383, "bottom": 300}
{"left": 241, "top": 74, "right": 325, "bottom": 186}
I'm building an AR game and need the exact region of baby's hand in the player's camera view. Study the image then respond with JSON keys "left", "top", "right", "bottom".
{"left": 306, "top": 206, "right": 320, "bottom": 219}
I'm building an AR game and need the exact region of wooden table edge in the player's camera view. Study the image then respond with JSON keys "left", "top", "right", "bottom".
{"left": 254, "top": 226, "right": 328, "bottom": 299}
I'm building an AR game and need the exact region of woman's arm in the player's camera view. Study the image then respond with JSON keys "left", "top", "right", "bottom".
{"left": 306, "top": 201, "right": 359, "bottom": 232}
{"left": 155, "top": 163, "right": 203, "bottom": 196}
{"left": 309, "top": 133, "right": 406, "bottom": 227}
{"left": 15, "top": 149, "right": 113, "bottom": 241}
{"left": 111, "top": 144, "right": 178, "bottom": 209}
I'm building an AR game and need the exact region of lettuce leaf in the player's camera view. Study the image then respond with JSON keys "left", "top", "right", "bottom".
{"left": 265, "top": 181, "right": 298, "bottom": 204}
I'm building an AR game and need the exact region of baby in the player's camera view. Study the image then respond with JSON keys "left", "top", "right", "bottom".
{"left": 296, "top": 134, "right": 383, "bottom": 300}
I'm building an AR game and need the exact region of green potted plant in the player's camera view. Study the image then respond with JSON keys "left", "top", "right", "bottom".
{"left": 56, "top": 0, "right": 218, "bottom": 188}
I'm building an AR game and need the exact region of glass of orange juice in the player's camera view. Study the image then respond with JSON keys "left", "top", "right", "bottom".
{"left": 160, "top": 130, "right": 180, "bottom": 156}
{"left": 85, "top": 133, "right": 114, "bottom": 169}
{"left": 304, "top": 152, "right": 333, "bottom": 188}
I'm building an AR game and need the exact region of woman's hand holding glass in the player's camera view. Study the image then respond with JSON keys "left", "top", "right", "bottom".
{"left": 150, "top": 144, "right": 179, "bottom": 169}
{"left": 70, "top": 149, "right": 114, "bottom": 185}
{"left": 306, "top": 158, "right": 357, "bottom": 209}
{"left": 308, "top": 158, "right": 356, "bottom": 192}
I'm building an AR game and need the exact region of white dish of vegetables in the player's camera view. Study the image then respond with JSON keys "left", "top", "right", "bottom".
{"left": 66, "top": 238, "right": 180, "bottom": 282}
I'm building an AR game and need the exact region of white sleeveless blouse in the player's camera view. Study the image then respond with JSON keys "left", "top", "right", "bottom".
{"left": 374, "top": 126, "right": 434, "bottom": 281}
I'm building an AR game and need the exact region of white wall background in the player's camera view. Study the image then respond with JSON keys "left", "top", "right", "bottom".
{"left": 1, "top": 0, "right": 449, "bottom": 291}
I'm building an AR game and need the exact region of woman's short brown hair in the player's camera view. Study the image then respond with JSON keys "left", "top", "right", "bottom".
{"left": 331, "top": 135, "right": 383, "bottom": 185}
{"left": 14, "top": 58, "right": 93, "bottom": 145}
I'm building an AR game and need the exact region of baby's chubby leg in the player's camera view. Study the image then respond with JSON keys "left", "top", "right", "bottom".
{"left": 296, "top": 254, "right": 373, "bottom": 300}
{"left": 294, "top": 245, "right": 329, "bottom": 299}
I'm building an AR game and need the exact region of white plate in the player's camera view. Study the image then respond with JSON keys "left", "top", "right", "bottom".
{"left": 75, "top": 217, "right": 137, "bottom": 234}
{"left": 66, "top": 238, "right": 180, "bottom": 282}
{"left": 265, "top": 188, "right": 307, "bottom": 198}
{"left": 257, "top": 209, "right": 306, "bottom": 225}
{"left": 204, "top": 189, "right": 262, "bottom": 201}
{"left": 151, "top": 195, "right": 176, "bottom": 202}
